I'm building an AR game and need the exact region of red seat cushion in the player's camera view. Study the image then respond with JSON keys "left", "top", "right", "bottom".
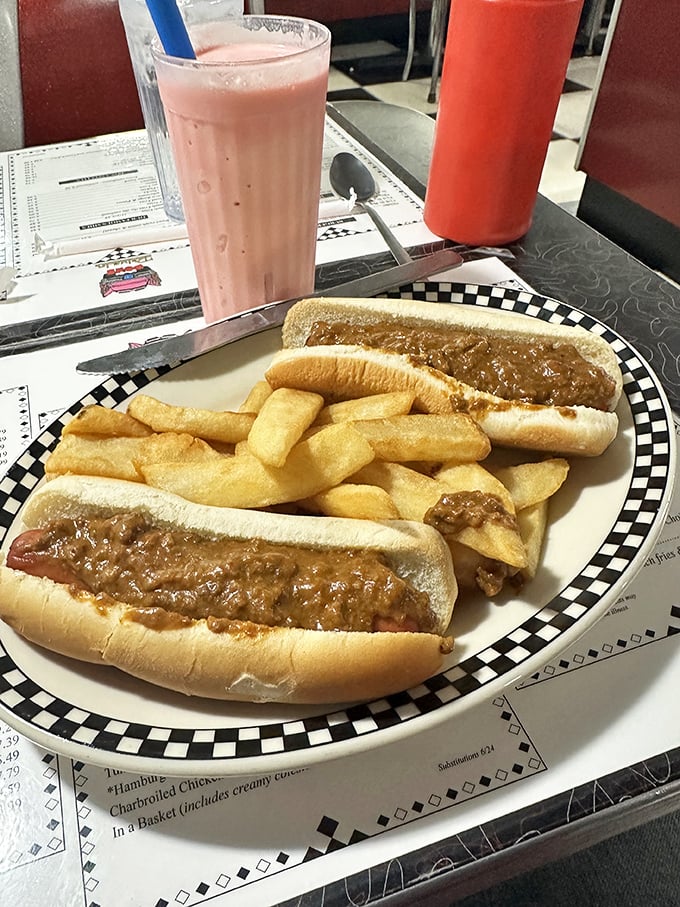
{"left": 18, "top": 0, "right": 144, "bottom": 147}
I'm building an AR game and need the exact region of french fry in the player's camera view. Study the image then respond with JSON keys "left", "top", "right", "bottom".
{"left": 299, "top": 483, "right": 400, "bottom": 520}
{"left": 492, "top": 458, "right": 569, "bottom": 510}
{"left": 353, "top": 413, "right": 491, "bottom": 462}
{"left": 315, "top": 391, "right": 415, "bottom": 425}
{"left": 516, "top": 500, "right": 549, "bottom": 579}
{"left": 449, "top": 541, "right": 517, "bottom": 597}
{"left": 353, "top": 461, "right": 527, "bottom": 568}
{"left": 141, "top": 423, "right": 375, "bottom": 509}
{"left": 134, "top": 432, "right": 225, "bottom": 467}
{"left": 45, "top": 434, "right": 148, "bottom": 482}
{"left": 45, "top": 431, "right": 224, "bottom": 482}
{"left": 435, "top": 461, "right": 515, "bottom": 513}
{"left": 247, "top": 388, "right": 324, "bottom": 468}
{"left": 444, "top": 465, "right": 557, "bottom": 591}
{"left": 442, "top": 510, "right": 527, "bottom": 571}
{"left": 238, "top": 380, "right": 273, "bottom": 414}
{"left": 127, "top": 394, "right": 255, "bottom": 444}
{"left": 62, "top": 405, "right": 152, "bottom": 438}
{"left": 352, "top": 461, "right": 441, "bottom": 521}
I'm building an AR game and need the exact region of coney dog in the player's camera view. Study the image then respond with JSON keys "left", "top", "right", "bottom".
{"left": 0, "top": 475, "right": 457, "bottom": 705}
{"left": 271, "top": 296, "right": 623, "bottom": 457}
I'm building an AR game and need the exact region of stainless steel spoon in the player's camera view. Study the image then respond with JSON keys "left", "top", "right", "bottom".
{"left": 329, "top": 152, "right": 412, "bottom": 265}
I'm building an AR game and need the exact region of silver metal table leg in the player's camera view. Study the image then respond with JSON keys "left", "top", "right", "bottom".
{"left": 583, "top": 0, "right": 609, "bottom": 55}
{"left": 427, "top": 0, "right": 449, "bottom": 104}
{"left": 402, "top": 0, "right": 417, "bottom": 80}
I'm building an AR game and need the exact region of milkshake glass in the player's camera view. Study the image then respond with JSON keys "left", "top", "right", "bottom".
{"left": 153, "top": 15, "right": 330, "bottom": 323}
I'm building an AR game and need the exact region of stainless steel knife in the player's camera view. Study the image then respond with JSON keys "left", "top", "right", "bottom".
{"left": 76, "top": 248, "right": 463, "bottom": 375}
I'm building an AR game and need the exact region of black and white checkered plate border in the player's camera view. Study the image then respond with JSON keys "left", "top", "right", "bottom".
{"left": 0, "top": 284, "right": 675, "bottom": 773}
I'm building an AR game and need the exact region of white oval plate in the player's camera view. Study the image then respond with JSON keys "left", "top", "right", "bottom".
{"left": 0, "top": 284, "right": 675, "bottom": 776}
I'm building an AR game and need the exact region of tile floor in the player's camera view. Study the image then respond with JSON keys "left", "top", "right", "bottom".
{"left": 327, "top": 35, "right": 602, "bottom": 215}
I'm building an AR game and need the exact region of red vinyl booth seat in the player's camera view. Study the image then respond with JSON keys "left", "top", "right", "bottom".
{"left": 18, "top": 0, "right": 144, "bottom": 147}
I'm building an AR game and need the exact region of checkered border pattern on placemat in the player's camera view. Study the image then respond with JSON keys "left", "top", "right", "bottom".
{"left": 0, "top": 285, "right": 674, "bottom": 766}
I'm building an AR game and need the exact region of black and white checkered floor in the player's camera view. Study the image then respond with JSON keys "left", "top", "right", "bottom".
{"left": 326, "top": 36, "right": 601, "bottom": 215}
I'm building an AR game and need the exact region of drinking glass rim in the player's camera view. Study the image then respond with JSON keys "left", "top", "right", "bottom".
{"left": 151, "top": 14, "right": 331, "bottom": 68}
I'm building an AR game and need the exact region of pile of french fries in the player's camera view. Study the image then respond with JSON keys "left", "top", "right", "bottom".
{"left": 45, "top": 379, "right": 570, "bottom": 598}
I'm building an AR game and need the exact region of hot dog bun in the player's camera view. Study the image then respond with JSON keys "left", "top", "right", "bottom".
{"left": 275, "top": 296, "right": 623, "bottom": 456}
{"left": 0, "top": 475, "right": 457, "bottom": 704}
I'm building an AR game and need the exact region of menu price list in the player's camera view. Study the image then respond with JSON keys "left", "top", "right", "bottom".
{"left": 0, "top": 730, "right": 65, "bottom": 875}
{"left": 0, "top": 385, "right": 31, "bottom": 475}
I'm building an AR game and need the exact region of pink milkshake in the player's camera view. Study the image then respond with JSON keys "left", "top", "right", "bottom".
{"left": 153, "top": 17, "right": 330, "bottom": 323}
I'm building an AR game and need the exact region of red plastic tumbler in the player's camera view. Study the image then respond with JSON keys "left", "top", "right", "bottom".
{"left": 424, "top": 0, "right": 584, "bottom": 246}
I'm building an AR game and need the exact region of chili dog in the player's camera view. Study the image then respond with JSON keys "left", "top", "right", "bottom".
{"left": 272, "top": 297, "right": 623, "bottom": 456}
{"left": 0, "top": 475, "right": 457, "bottom": 704}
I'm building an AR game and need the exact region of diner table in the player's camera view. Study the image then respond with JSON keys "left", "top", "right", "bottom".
{"left": 0, "top": 101, "right": 678, "bottom": 907}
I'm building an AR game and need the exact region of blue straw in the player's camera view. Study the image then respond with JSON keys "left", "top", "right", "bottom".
{"left": 145, "top": 0, "right": 196, "bottom": 59}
